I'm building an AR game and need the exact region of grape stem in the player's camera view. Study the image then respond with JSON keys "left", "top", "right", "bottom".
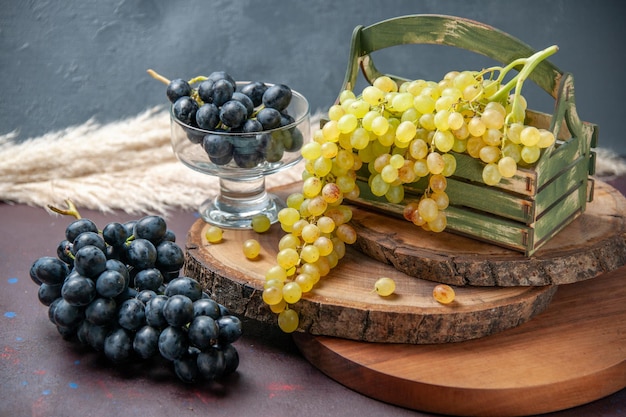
{"left": 487, "top": 45, "right": 559, "bottom": 109}
{"left": 48, "top": 199, "right": 82, "bottom": 219}
{"left": 147, "top": 69, "right": 170, "bottom": 85}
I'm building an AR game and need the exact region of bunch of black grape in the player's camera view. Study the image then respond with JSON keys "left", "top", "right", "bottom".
{"left": 30, "top": 215, "right": 241, "bottom": 384}
{"left": 164, "top": 70, "right": 304, "bottom": 168}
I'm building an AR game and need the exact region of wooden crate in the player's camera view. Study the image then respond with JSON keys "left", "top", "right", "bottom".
{"left": 339, "top": 15, "right": 598, "bottom": 256}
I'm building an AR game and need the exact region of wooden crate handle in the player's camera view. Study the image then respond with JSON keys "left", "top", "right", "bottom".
{"left": 339, "top": 14, "right": 563, "bottom": 99}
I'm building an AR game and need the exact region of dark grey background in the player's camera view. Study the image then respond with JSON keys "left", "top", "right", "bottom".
{"left": 1, "top": 0, "right": 624, "bottom": 154}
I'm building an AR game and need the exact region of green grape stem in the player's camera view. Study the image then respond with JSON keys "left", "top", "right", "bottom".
{"left": 147, "top": 69, "right": 170, "bottom": 85}
{"left": 487, "top": 45, "right": 559, "bottom": 109}
{"left": 48, "top": 199, "right": 82, "bottom": 219}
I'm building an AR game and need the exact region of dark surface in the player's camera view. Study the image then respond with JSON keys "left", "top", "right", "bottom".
{"left": 1, "top": 0, "right": 625, "bottom": 157}
{"left": 1, "top": 177, "right": 625, "bottom": 417}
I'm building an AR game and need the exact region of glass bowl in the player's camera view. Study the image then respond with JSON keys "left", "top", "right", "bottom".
{"left": 170, "top": 84, "right": 310, "bottom": 229}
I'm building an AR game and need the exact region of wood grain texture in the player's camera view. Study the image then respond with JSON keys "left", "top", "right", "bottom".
{"left": 184, "top": 182, "right": 556, "bottom": 344}
{"left": 292, "top": 263, "right": 626, "bottom": 416}
{"left": 350, "top": 180, "right": 626, "bottom": 286}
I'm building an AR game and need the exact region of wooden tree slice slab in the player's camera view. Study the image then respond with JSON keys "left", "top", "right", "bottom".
{"left": 350, "top": 180, "right": 626, "bottom": 286}
{"left": 292, "top": 264, "right": 626, "bottom": 416}
{"left": 184, "top": 193, "right": 556, "bottom": 344}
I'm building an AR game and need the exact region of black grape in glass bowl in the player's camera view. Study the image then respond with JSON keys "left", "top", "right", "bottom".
{"left": 170, "top": 84, "right": 310, "bottom": 229}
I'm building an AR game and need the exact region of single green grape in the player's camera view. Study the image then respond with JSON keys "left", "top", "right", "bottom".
{"left": 243, "top": 239, "right": 261, "bottom": 259}
{"left": 205, "top": 225, "right": 223, "bottom": 243}
{"left": 277, "top": 308, "right": 299, "bottom": 333}
{"left": 251, "top": 214, "right": 271, "bottom": 233}
{"left": 374, "top": 277, "right": 396, "bottom": 296}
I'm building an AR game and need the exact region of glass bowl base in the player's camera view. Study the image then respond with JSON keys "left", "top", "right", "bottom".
{"left": 199, "top": 192, "right": 286, "bottom": 229}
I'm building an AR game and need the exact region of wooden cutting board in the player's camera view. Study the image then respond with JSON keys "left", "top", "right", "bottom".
{"left": 184, "top": 181, "right": 555, "bottom": 344}
{"left": 292, "top": 263, "right": 626, "bottom": 416}
{"left": 349, "top": 180, "right": 626, "bottom": 286}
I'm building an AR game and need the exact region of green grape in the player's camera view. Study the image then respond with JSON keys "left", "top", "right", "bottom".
{"left": 537, "top": 129, "right": 556, "bottom": 148}
{"left": 291, "top": 219, "right": 308, "bottom": 237}
{"left": 278, "top": 233, "right": 300, "bottom": 251}
{"left": 317, "top": 216, "right": 336, "bottom": 234}
{"left": 506, "top": 122, "right": 524, "bottom": 144}
{"left": 301, "top": 224, "right": 321, "bottom": 244}
{"left": 429, "top": 174, "right": 447, "bottom": 193}
{"left": 428, "top": 211, "right": 447, "bottom": 232}
{"left": 385, "top": 184, "right": 404, "bottom": 204}
{"left": 401, "top": 107, "right": 420, "bottom": 123}
{"left": 205, "top": 225, "right": 223, "bottom": 243}
{"left": 301, "top": 262, "right": 321, "bottom": 284}
{"left": 433, "top": 110, "right": 450, "bottom": 131}
{"left": 432, "top": 191, "right": 449, "bottom": 210}
{"left": 426, "top": 152, "right": 445, "bottom": 175}
{"left": 337, "top": 113, "right": 358, "bottom": 134}
{"left": 301, "top": 142, "right": 322, "bottom": 160}
{"left": 300, "top": 244, "right": 320, "bottom": 263}
{"left": 482, "top": 162, "right": 502, "bottom": 185}
{"left": 251, "top": 214, "right": 271, "bottom": 233}
{"left": 265, "top": 265, "right": 288, "bottom": 282}
{"left": 520, "top": 126, "right": 540, "bottom": 147}
{"left": 262, "top": 286, "right": 284, "bottom": 305}
{"left": 468, "top": 117, "right": 486, "bottom": 137}
{"left": 466, "top": 136, "right": 485, "bottom": 159}
{"left": 350, "top": 127, "right": 370, "bottom": 150}
{"left": 327, "top": 104, "right": 345, "bottom": 121}
{"left": 448, "top": 111, "right": 464, "bottom": 130}
{"left": 347, "top": 99, "right": 370, "bottom": 118}
{"left": 409, "top": 139, "right": 429, "bottom": 160}
{"left": 395, "top": 121, "right": 416, "bottom": 143}
{"left": 313, "top": 236, "right": 334, "bottom": 257}
{"left": 371, "top": 116, "right": 389, "bottom": 136}
{"left": 286, "top": 192, "right": 304, "bottom": 209}
{"left": 374, "top": 277, "right": 396, "bottom": 297}
{"left": 334, "top": 149, "right": 355, "bottom": 171}
{"left": 373, "top": 153, "right": 391, "bottom": 173}
{"left": 335, "top": 223, "right": 357, "bottom": 244}
{"left": 362, "top": 86, "right": 385, "bottom": 106}
{"left": 413, "top": 94, "right": 435, "bottom": 114}
{"left": 321, "top": 182, "right": 342, "bottom": 204}
{"left": 335, "top": 175, "right": 356, "bottom": 195}
{"left": 381, "top": 164, "right": 399, "bottom": 183}
{"left": 362, "top": 110, "right": 380, "bottom": 131}
{"left": 302, "top": 176, "right": 322, "bottom": 198}
{"left": 435, "top": 95, "right": 456, "bottom": 112}
{"left": 322, "top": 120, "right": 340, "bottom": 142}
{"left": 370, "top": 173, "right": 390, "bottom": 196}
{"left": 277, "top": 248, "right": 299, "bottom": 270}
{"left": 282, "top": 282, "right": 303, "bottom": 304}
{"left": 452, "top": 137, "right": 467, "bottom": 153}
{"left": 498, "top": 156, "right": 517, "bottom": 178}
{"left": 373, "top": 75, "right": 397, "bottom": 92}
{"left": 277, "top": 308, "right": 299, "bottom": 333}
{"left": 482, "top": 128, "right": 502, "bottom": 146}
{"left": 441, "top": 153, "right": 457, "bottom": 177}
{"left": 413, "top": 159, "right": 429, "bottom": 177}
{"left": 418, "top": 197, "right": 439, "bottom": 223}
{"left": 295, "top": 273, "right": 315, "bottom": 293}
{"left": 243, "top": 239, "right": 261, "bottom": 259}
{"left": 320, "top": 141, "right": 338, "bottom": 159}
{"left": 391, "top": 92, "right": 414, "bottom": 112}
{"left": 434, "top": 130, "right": 455, "bottom": 153}
{"left": 278, "top": 207, "right": 300, "bottom": 226}
{"left": 479, "top": 145, "right": 500, "bottom": 164}
{"left": 419, "top": 113, "right": 436, "bottom": 131}
{"left": 331, "top": 237, "right": 346, "bottom": 259}
{"left": 481, "top": 108, "right": 505, "bottom": 129}
{"left": 307, "top": 196, "right": 327, "bottom": 217}
{"left": 521, "top": 145, "right": 541, "bottom": 164}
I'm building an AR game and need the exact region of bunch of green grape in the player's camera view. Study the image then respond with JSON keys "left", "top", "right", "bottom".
{"left": 263, "top": 45, "right": 558, "bottom": 333}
